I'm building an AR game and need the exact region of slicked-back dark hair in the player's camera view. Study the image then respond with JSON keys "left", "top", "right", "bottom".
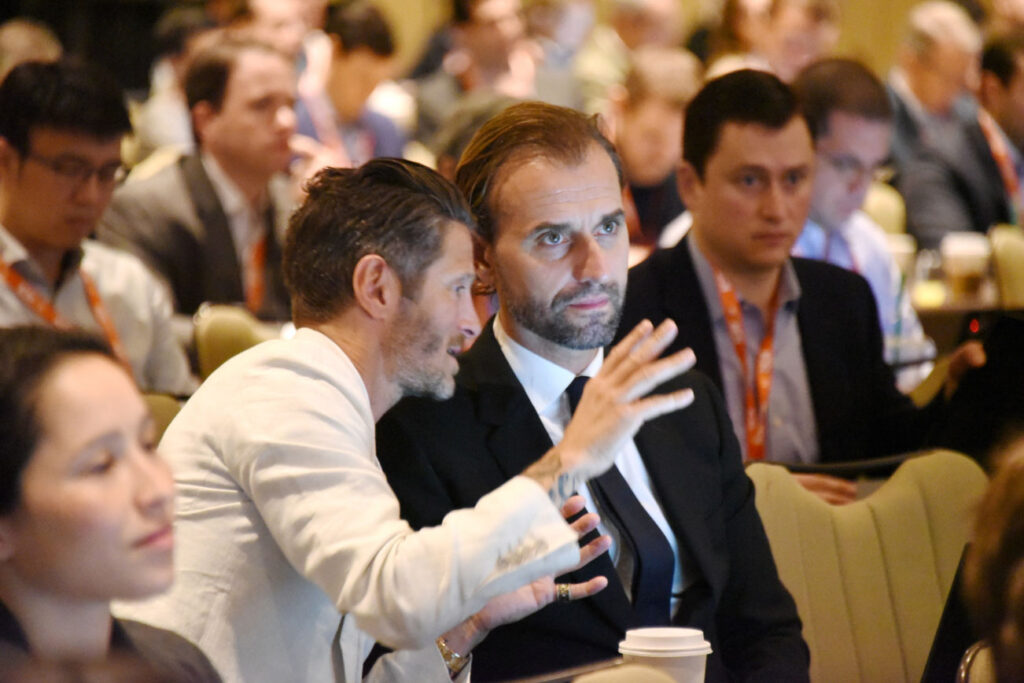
{"left": 325, "top": 2, "right": 394, "bottom": 56}
{"left": 455, "top": 101, "right": 623, "bottom": 244}
{"left": 0, "top": 326, "right": 115, "bottom": 515}
{"left": 683, "top": 69, "right": 801, "bottom": 178}
{"left": 0, "top": 59, "right": 131, "bottom": 156}
{"left": 284, "top": 158, "right": 474, "bottom": 324}
{"left": 982, "top": 33, "right": 1024, "bottom": 87}
{"left": 793, "top": 58, "right": 892, "bottom": 141}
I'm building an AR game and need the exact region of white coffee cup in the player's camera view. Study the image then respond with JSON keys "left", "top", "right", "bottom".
{"left": 618, "top": 627, "right": 712, "bottom": 682}
{"left": 940, "top": 232, "right": 991, "bottom": 299}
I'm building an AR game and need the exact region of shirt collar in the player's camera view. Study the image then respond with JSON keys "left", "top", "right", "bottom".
{"left": 493, "top": 313, "right": 603, "bottom": 416}
{"left": 0, "top": 224, "right": 84, "bottom": 289}
{"left": 688, "top": 235, "right": 801, "bottom": 321}
{"left": 201, "top": 152, "right": 254, "bottom": 218}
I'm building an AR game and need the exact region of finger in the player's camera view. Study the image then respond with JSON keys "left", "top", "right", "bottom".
{"left": 603, "top": 319, "right": 654, "bottom": 373}
{"left": 575, "top": 533, "right": 612, "bottom": 569}
{"left": 568, "top": 576, "right": 608, "bottom": 600}
{"left": 627, "top": 387, "right": 696, "bottom": 424}
{"left": 289, "top": 133, "right": 323, "bottom": 159}
{"left": 620, "top": 346, "right": 697, "bottom": 403}
{"left": 560, "top": 494, "right": 586, "bottom": 520}
{"left": 570, "top": 511, "right": 601, "bottom": 537}
{"left": 605, "top": 319, "right": 679, "bottom": 385}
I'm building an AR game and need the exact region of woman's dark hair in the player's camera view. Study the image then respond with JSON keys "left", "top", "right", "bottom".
{"left": 0, "top": 326, "right": 114, "bottom": 514}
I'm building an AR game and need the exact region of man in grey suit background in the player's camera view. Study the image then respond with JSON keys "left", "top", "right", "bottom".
{"left": 100, "top": 37, "right": 295, "bottom": 320}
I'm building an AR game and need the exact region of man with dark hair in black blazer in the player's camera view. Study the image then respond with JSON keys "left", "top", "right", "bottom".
{"left": 376, "top": 100, "right": 809, "bottom": 682}
{"left": 619, "top": 69, "right": 984, "bottom": 504}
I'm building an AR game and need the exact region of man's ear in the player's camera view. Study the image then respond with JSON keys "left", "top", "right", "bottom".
{"left": 191, "top": 101, "right": 216, "bottom": 144}
{"left": 351, "top": 254, "right": 401, "bottom": 320}
{"left": 0, "top": 137, "right": 17, "bottom": 176}
{"left": 474, "top": 236, "right": 496, "bottom": 291}
{"left": 676, "top": 160, "right": 702, "bottom": 208}
{"left": 0, "top": 518, "right": 16, "bottom": 562}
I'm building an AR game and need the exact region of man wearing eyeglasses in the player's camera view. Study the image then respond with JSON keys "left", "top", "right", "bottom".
{"left": 0, "top": 59, "right": 193, "bottom": 395}
{"left": 791, "top": 59, "right": 927, "bottom": 387}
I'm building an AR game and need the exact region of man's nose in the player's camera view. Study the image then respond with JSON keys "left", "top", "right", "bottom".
{"left": 572, "top": 234, "right": 610, "bottom": 282}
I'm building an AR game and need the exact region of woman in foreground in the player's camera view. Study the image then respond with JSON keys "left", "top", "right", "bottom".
{"left": 0, "top": 326, "right": 218, "bottom": 681}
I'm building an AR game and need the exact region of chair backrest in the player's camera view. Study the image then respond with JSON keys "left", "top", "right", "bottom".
{"left": 143, "top": 393, "right": 183, "bottom": 441}
{"left": 193, "top": 304, "right": 279, "bottom": 380}
{"left": 747, "top": 450, "right": 988, "bottom": 683}
{"left": 863, "top": 181, "right": 907, "bottom": 235}
{"left": 989, "top": 224, "right": 1024, "bottom": 308}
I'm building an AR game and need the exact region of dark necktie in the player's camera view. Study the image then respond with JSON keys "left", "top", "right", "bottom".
{"left": 565, "top": 376, "right": 674, "bottom": 626}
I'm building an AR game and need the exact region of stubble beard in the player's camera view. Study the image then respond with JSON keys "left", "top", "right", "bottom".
{"left": 505, "top": 280, "right": 624, "bottom": 350}
{"left": 385, "top": 301, "right": 462, "bottom": 402}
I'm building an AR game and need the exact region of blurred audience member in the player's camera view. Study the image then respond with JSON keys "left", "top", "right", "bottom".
{"left": 132, "top": 8, "right": 217, "bottom": 164}
{"left": 0, "top": 18, "right": 61, "bottom": 82}
{"left": 609, "top": 46, "right": 701, "bottom": 257}
{"left": 900, "top": 33, "right": 1024, "bottom": 249}
{"left": 792, "top": 58, "right": 928, "bottom": 384}
{"left": 574, "top": 0, "right": 683, "bottom": 115}
{"left": 987, "top": 0, "right": 1024, "bottom": 36}
{"left": 431, "top": 91, "right": 517, "bottom": 181}
{"left": 689, "top": 0, "right": 770, "bottom": 65}
{"left": 296, "top": 2, "right": 403, "bottom": 166}
{"left": 619, "top": 70, "right": 985, "bottom": 504}
{"left": 761, "top": 0, "right": 840, "bottom": 82}
{"left": 100, "top": 39, "right": 295, "bottom": 321}
{"left": 238, "top": 0, "right": 309, "bottom": 64}
{"left": 0, "top": 326, "right": 218, "bottom": 681}
{"left": 964, "top": 438, "right": 1024, "bottom": 683}
{"left": 0, "top": 60, "right": 193, "bottom": 395}
{"left": 416, "top": 0, "right": 558, "bottom": 143}
{"left": 887, "top": 1, "right": 981, "bottom": 172}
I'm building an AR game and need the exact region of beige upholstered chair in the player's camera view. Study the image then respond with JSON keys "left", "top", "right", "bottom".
{"left": 988, "top": 224, "right": 1024, "bottom": 308}
{"left": 747, "top": 450, "right": 988, "bottom": 683}
{"left": 193, "top": 304, "right": 280, "bottom": 380}
{"left": 863, "top": 181, "right": 907, "bottom": 235}
{"left": 143, "top": 393, "right": 183, "bottom": 441}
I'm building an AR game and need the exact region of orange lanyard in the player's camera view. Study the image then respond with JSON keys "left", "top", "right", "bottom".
{"left": 244, "top": 235, "right": 266, "bottom": 314}
{"left": 0, "top": 255, "right": 130, "bottom": 370}
{"left": 978, "top": 109, "right": 1022, "bottom": 224}
{"left": 712, "top": 266, "right": 780, "bottom": 461}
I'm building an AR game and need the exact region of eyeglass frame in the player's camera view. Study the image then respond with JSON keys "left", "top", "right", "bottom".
{"left": 22, "top": 150, "right": 127, "bottom": 189}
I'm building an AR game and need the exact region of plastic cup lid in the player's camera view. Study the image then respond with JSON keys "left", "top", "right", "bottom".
{"left": 618, "top": 627, "right": 712, "bottom": 655}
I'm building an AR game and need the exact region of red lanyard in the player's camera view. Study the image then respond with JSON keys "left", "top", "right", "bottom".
{"left": 0, "top": 255, "right": 130, "bottom": 370}
{"left": 244, "top": 235, "right": 266, "bottom": 314}
{"left": 978, "top": 108, "right": 1022, "bottom": 224}
{"left": 711, "top": 266, "right": 780, "bottom": 461}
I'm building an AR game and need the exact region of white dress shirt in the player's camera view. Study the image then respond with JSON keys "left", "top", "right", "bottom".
{"left": 116, "top": 327, "right": 579, "bottom": 682}
{"left": 0, "top": 226, "right": 194, "bottom": 395}
{"left": 493, "top": 315, "right": 695, "bottom": 615}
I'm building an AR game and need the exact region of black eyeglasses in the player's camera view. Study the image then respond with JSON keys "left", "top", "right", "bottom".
{"left": 25, "top": 152, "right": 126, "bottom": 188}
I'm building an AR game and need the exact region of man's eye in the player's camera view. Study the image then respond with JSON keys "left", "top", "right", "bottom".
{"left": 784, "top": 170, "right": 808, "bottom": 188}
{"left": 539, "top": 232, "right": 564, "bottom": 246}
{"left": 597, "top": 219, "right": 620, "bottom": 235}
{"left": 53, "top": 160, "right": 90, "bottom": 178}
{"left": 738, "top": 173, "right": 761, "bottom": 188}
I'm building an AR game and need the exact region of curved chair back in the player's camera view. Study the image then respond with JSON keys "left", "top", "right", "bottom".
{"left": 863, "top": 181, "right": 907, "bottom": 235}
{"left": 747, "top": 450, "right": 987, "bottom": 683}
{"left": 144, "top": 393, "right": 183, "bottom": 441}
{"left": 989, "top": 224, "right": 1024, "bottom": 308}
{"left": 193, "top": 304, "right": 280, "bottom": 380}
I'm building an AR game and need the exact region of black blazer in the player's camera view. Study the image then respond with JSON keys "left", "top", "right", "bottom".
{"left": 376, "top": 322, "right": 808, "bottom": 682}
{"left": 618, "top": 237, "right": 935, "bottom": 464}
{"left": 99, "top": 155, "right": 290, "bottom": 320}
{"left": 899, "top": 116, "right": 1012, "bottom": 250}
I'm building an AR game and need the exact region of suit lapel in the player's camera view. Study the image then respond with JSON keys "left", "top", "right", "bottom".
{"left": 662, "top": 237, "right": 724, "bottom": 389}
{"left": 179, "top": 155, "right": 245, "bottom": 302}
{"left": 460, "top": 322, "right": 634, "bottom": 630}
